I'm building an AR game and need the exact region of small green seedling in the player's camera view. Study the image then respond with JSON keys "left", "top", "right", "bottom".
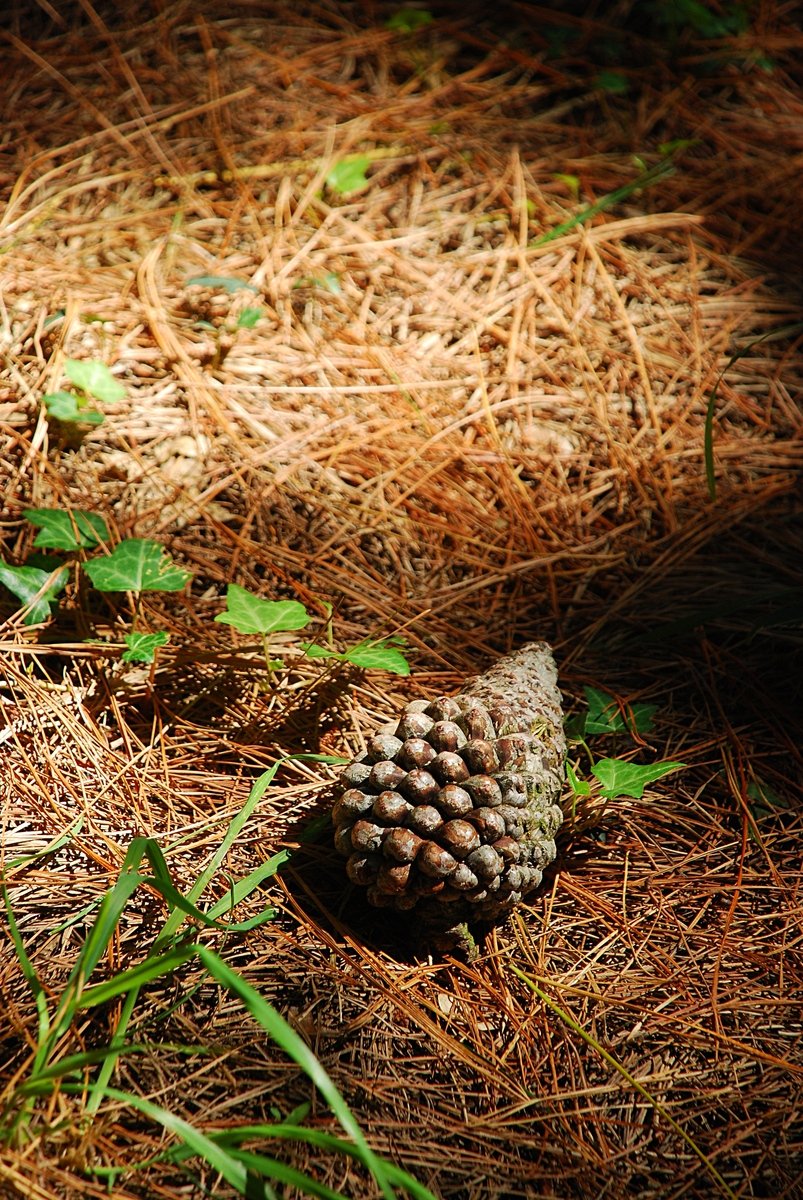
{"left": 214, "top": 585, "right": 412, "bottom": 680}
{"left": 235, "top": 306, "right": 262, "bottom": 328}
{"left": 66, "top": 358, "right": 126, "bottom": 403}
{"left": 17, "top": 512, "right": 185, "bottom": 664}
{"left": 293, "top": 271, "right": 342, "bottom": 295}
{"left": 582, "top": 686, "right": 657, "bottom": 737}
{"left": 651, "top": 0, "right": 748, "bottom": 39}
{"left": 386, "top": 7, "right": 433, "bottom": 32}
{"left": 215, "top": 583, "right": 310, "bottom": 675}
{"left": 84, "top": 539, "right": 191, "bottom": 665}
{"left": 121, "top": 630, "right": 170, "bottom": 665}
{"left": 553, "top": 173, "right": 580, "bottom": 199}
{"left": 43, "top": 358, "right": 125, "bottom": 426}
{"left": 301, "top": 598, "right": 411, "bottom": 675}
{"left": 195, "top": 307, "right": 263, "bottom": 333}
{"left": 746, "top": 778, "right": 790, "bottom": 843}
{"left": 325, "top": 156, "right": 372, "bottom": 197}
{"left": 564, "top": 686, "right": 657, "bottom": 741}
{"left": 566, "top": 688, "right": 684, "bottom": 801}
{"left": 0, "top": 507, "right": 108, "bottom": 626}
{"left": 184, "top": 277, "right": 263, "bottom": 365}
{"left": 43, "top": 391, "right": 104, "bottom": 425}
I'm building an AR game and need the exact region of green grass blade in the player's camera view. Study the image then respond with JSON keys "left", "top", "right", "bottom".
{"left": 103, "top": 1118, "right": 435, "bottom": 1199}
{"left": 157, "top": 763, "right": 284, "bottom": 948}
{"left": 2, "top": 888, "right": 50, "bottom": 1049}
{"left": 77, "top": 944, "right": 199, "bottom": 1009}
{"left": 78, "top": 1085, "right": 256, "bottom": 1194}
{"left": 204, "top": 850, "right": 288, "bottom": 921}
{"left": 159, "top": 757, "right": 334, "bottom": 942}
{"left": 196, "top": 946, "right": 397, "bottom": 1200}
{"left": 10, "top": 765, "right": 306, "bottom": 1131}
{"left": 2, "top": 886, "right": 51, "bottom": 1123}
{"left": 4, "top": 816, "right": 83, "bottom": 871}
{"left": 704, "top": 321, "right": 803, "bottom": 501}
{"left": 137, "top": 864, "right": 274, "bottom": 934}
{"left": 513, "top": 966, "right": 735, "bottom": 1199}
{"left": 15, "top": 1044, "right": 148, "bottom": 1091}
{"left": 43, "top": 842, "right": 154, "bottom": 1057}
{"left": 49, "top": 896, "right": 103, "bottom": 935}
{"left": 226, "top": 1147, "right": 349, "bottom": 1198}
{"left": 85, "top": 986, "right": 140, "bottom": 1117}
{"left": 530, "top": 158, "right": 674, "bottom": 248}
{"left": 90, "top": 776, "right": 289, "bottom": 1115}
{"left": 213, "top": 1126, "right": 438, "bottom": 1199}
{"left": 50, "top": 871, "right": 145, "bottom": 1023}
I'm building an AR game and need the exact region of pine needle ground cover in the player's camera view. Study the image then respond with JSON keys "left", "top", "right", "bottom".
{"left": 1, "top": 3, "right": 801, "bottom": 1197}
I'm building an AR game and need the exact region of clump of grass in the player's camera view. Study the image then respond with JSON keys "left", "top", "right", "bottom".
{"left": 1, "top": 763, "right": 434, "bottom": 1200}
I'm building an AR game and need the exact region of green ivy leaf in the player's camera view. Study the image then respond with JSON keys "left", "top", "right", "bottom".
{"left": 594, "top": 70, "right": 629, "bottom": 93}
{"left": 64, "top": 359, "right": 125, "bottom": 404}
{"left": 325, "top": 156, "right": 372, "bottom": 197}
{"left": 185, "top": 275, "right": 259, "bottom": 293}
{"left": 84, "top": 540, "right": 192, "bottom": 593}
{"left": 303, "top": 643, "right": 337, "bottom": 660}
{"left": 566, "top": 761, "right": 591, "bottom": 797}
{"left": 24, "top": 508, "right": 109, "bottom": 551}
{"left": 302, "top": 638, "right": 411, "bottom": 675}
{"left": 25, "top": 553, "right": 63, "bottom": 572}
{"left": 592, "top": 758, "right": 685, "bottom": 799}
{"left": 386, "top": 7, "right": 433, "bottom": 32}
{"left": 583, "top": 687, "right": 657, "bottom": 736}
{"left": 43, "top": 391, "right": 104, "bottom": 425}
{"left": 343, "top": 641, "right": 410, "bottom": 674}
{"left": 121, "top": 631, "right": 170, "bottom": 664}
{"left": 0, "top": 561, "right": 69, "bottom": 625}
{"left": 214, "top": 584, "right": 310, "bottom": 636}
{"left": 663, "top": 0, "right": 748, "bottom": 38}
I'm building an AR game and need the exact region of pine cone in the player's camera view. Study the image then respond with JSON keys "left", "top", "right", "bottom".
{"left": 333, "top": 643, "right": 566, "bottom": 951}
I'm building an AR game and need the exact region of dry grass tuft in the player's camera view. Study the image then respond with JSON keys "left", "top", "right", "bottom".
{"left": 1, "top": 2, "right": 802, "bottom": 1197}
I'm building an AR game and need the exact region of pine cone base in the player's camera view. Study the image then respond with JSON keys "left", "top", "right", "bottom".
{"left": 333, "top": 643, "right": 566, "bottom": 948}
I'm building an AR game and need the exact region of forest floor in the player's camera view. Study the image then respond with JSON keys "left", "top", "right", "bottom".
{"left": 1, "top": 2, "right": 802, "bottom": 1198}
